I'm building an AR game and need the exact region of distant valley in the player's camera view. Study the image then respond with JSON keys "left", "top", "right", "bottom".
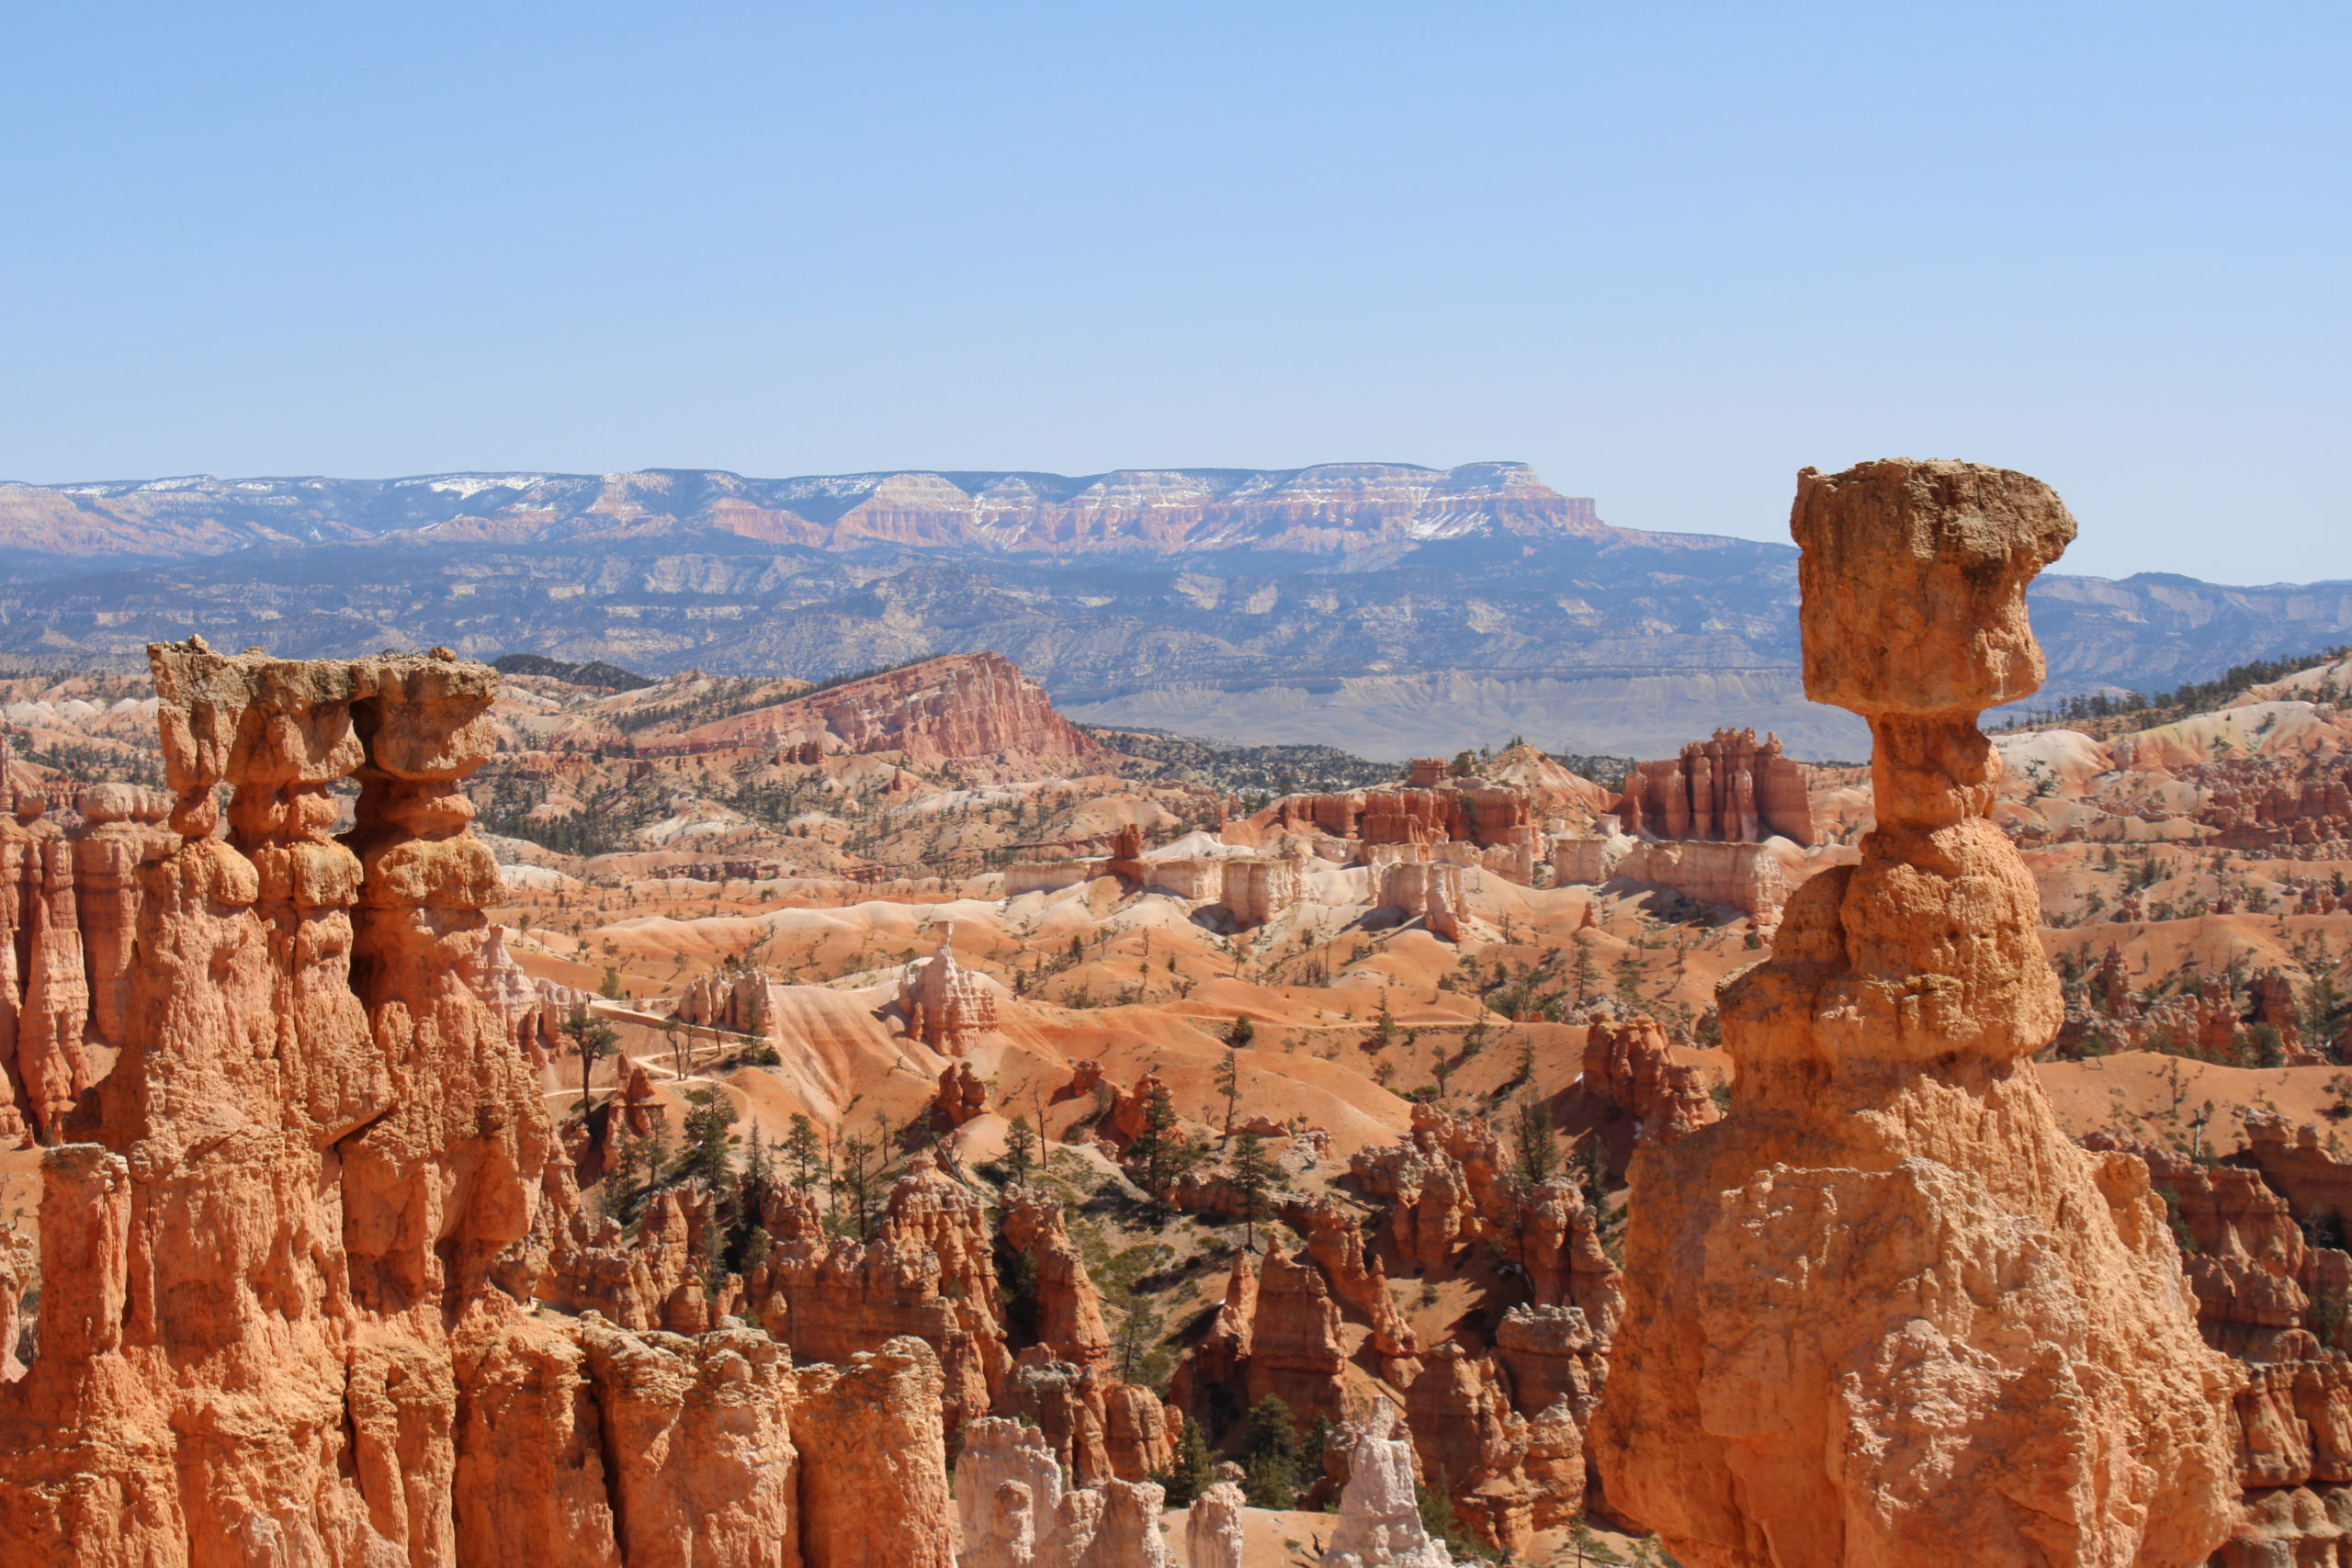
{"left": 2, "top": 461, "right": 2346, "bottom": 758}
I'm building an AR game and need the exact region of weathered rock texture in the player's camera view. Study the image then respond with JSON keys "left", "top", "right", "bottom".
{"left": 68, "top": 783, "right": 176, "bottom": 1053}
{"left": 1348, "top": 1107, "right": 1623, "bottom": 1340}
{"left": 1578, "top": 1010, "right": 1720, "bottom": 1147}
{"left": 1404, "top": 1344, "right": 1535, "bottom": 1555}
{"left": 0, "top": 644, "right": 555, "bottom": 1565}
{"left": 933, "top": 1058, "right": 990, "bottom": 1130}
{"left": 1002, "top": 848, "right": 1301, "bottom": 931}
{"left": 899, "top": 926, "right": 1001, "bottom": 1055}
{"left": 1230, "top": 775, "right": 1539, "bottom": 884}
{"left": 2099, "top": 1123, "right": 2352, "bottom": 1564}
{"left": 1592, "top": 460, "right": 2240, "bottom": 1567}
{"left": 1321, "top": 1404, "right": 1452, "bottom": 1567}
{"left": 1183, "top": 1481, "right": 1246, "bottom": 1568}
{"left": 675, "top": 955, "right": 775, "bottom": 1039}
{"left": 1613, "top": 727, "right": 1815, "bottom": 846}
{"left": 795, "top": 1337, "right": 956, "bottom": 1568}
{"left": 1378, "top": 857, "right": 1466, "bottom": 941}
{"left": 0, "top": 780, "right": 176, "bottom": 1144}
{"left": 1550, "top": 834, "right": 1792, "bottom": 920}
{"left": 954, "top": 1416, "right": 1174, "bottom": 1567}
{"left": 1244, "top": 1239, "right": 1350, "bottom": 1427}
{"left": 753, "top": 1147, "right": 1010, "bottom": 1430}
{"left": 0, "top": 641, "right": 956, "bottom": 1568}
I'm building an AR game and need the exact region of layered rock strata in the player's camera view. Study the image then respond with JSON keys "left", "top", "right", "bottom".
{"left": 1592, "top": 461, "right": 2240, "bottom": 1567}
{"left": 676, "top": 957, "right": 775, "bottom": 1039}
{"left": 1002, "top": 851, "right": 1300, "bottom": 930}
{"left": 1378, "top": 858, "right": 1465, "bottom": 941}
{"left": 651, "top": 651, "right": 1116, "bottom": 780}
{"left": 2104, "top": 1130, "right": 2352, "bottom": 1564}
{"left": 1550, "top": 835, "right": 1791, "bottom": 921}
{"left": 1228, "top": 777, "right": 1539, "bottom": 885}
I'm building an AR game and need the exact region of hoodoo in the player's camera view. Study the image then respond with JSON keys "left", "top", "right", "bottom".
{"left": 1591, "top": 461, "right": 2241, "bottom": 1566}
{"left": 0, "top": 642, "right": 955, "bottom": 1568}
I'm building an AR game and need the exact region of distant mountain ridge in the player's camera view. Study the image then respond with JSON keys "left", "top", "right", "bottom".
{"left": 0, "top": 461, "right": 1610, "bottom": 570}
{"left": 0, "top": 461, "right": 2344, "bottom": 759}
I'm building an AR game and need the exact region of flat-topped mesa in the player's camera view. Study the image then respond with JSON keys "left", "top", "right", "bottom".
{"left": 1592, "top": 461, "right": 2239, "bottom": 1568}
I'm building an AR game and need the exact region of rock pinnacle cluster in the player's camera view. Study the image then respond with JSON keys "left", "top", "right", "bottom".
{"left": 0, "top": 641, "right": 952, "bottom": 1566}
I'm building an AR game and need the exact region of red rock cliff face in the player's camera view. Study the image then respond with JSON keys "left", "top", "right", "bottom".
{"left": 1592, "top": 461, "right": 2240, "bottom": 1568}
{"left": 660, "top": 652, "right": 1113, "bottom": 778}
{"left": 0, "top": 644, "right": 549, "bottom": 1565}
{"left": 0, "top": 641, "right": 953, "bottom": 1568}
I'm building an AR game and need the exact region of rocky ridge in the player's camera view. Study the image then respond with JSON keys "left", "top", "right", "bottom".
{"left": 1, "top": 464, "right": 2346, "bottom": 759}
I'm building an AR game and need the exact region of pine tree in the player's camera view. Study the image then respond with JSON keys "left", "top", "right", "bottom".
{"left": 1125, "top": 1078, "right": 1205, "bottom": 1214}
{"left": 1512, "top": 1090, "right": 1559, "bottom": 1186}
{"left": 832, "top": 1133, "right": 877, "bottom": 1237}
{"left": 1152, "top": 1414, "right": 1218, "bottom": 1508}
{"left": 559, "top": 1003, "right": 618, "bottom": 1115}
{"left": 1241, "top": 1394, "right": 1301, "bottom": 1508}
{"left": 783, "top": 1113, "right": 825, "bottom": 1194}
{"left": 1113, "top": 1292, "right": 1165, "bottom": 1383}
{"left": 1002, "top": 1113, "right": 1040, "bottom": 1186}
{"left": 741, "top": 1124, "right": 773, "bottom": 1212}
{"left": 1229, "top": 1131, "right": 1280, "bottom": 1250}
{"left": 1416, "top": 1468, "right": 1481, "bottom": 1556}
{"left": 1613, "top": 952, "right": 1645, "bottom": 1010}
{"left": 1216, "top": 1044, "right": 1242, "bottom": 1136}
{"left": 1571, "top": 931, "right": 1598, "bottom": 1002}
{"left": 677, "top": 1087, "right": 741, "bottom": 1193}
{"left": 599, "top": 1127, "right": 645, "bottom": 1223}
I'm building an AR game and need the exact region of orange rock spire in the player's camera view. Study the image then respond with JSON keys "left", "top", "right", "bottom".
{"left": 1591, "top": 460, "right": 2239, "bottom": 1567}
{"left": 0, "top": 642, "right": 956, "bottom": 1567}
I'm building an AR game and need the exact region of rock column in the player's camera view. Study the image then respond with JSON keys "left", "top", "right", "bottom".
{"left": 1591, "top": 460, "right": 2238, "bottom": 1568}
{"left": 1184, "top": 1482, "right": 1246, "bottom": 1568}
{"left": 17, "top": 833, "right": 90, "bottom": 1141}
{"left": 71, "top": 784, "right": 175, "bottom": 1051}
{"left": 1321, "top": 1404, "right": 1452, "bottom": 1566}
{"left": 339, "top": 649, "right": 544, "bottom": 1315}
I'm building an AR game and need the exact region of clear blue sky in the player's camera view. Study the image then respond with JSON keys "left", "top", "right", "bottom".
{"left": 3, "top": 2, "right": 2344, "bottom": 582}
